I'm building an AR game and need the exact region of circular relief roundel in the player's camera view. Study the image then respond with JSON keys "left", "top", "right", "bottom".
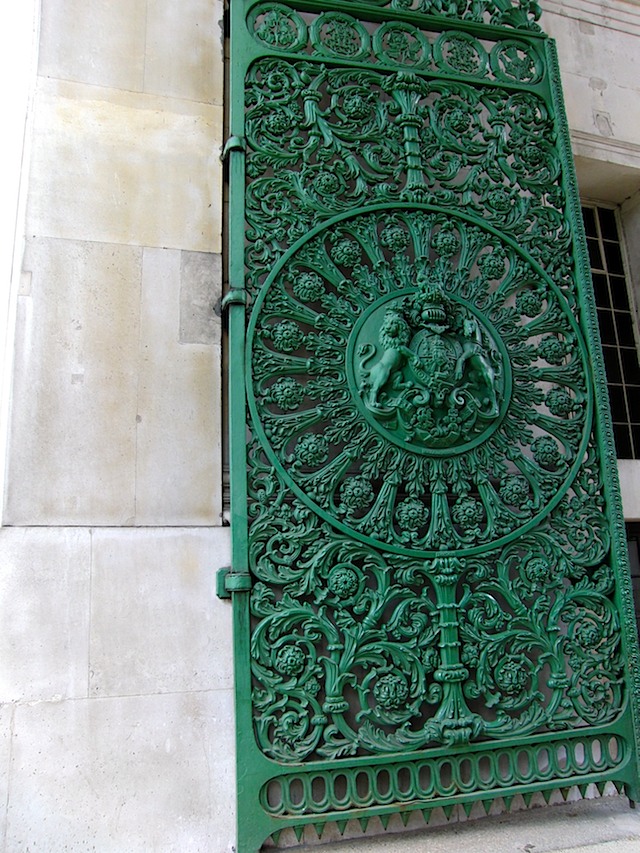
{"left": 247, "top": 205, "right": 591, "bottom": 557}
{"left": 347, "top": 289, "right": 511, "bottom": 456}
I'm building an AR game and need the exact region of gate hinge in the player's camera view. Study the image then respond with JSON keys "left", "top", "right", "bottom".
{"left": 221, "top": 135, "right": 246, "bottom": 161}
{"left": 221, "top": 289, "right": 247, "bottom": 313}
{"left": 216, "top": 567, "right": 252, "bottom": 599}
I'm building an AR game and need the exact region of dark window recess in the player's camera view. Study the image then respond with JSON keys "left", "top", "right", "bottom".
{"left": 583, "top": 205, "right": 640, "bottom": 458}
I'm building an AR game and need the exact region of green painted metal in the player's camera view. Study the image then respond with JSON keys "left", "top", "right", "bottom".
{"left": 224, "top": 1, "right": 640, "bottom": 850}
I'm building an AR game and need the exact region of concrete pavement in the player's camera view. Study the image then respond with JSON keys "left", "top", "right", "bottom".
{"left": 292, "top": 795, "right": 640, "bottom": 852}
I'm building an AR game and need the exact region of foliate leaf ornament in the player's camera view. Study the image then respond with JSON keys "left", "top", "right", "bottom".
{"left": 226, "top": 1, "right": 640, "bottom": 850}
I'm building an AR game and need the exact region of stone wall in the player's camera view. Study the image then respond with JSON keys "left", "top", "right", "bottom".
{"left": 0, "top": 1, "right": 639, "bottom": 850}
{"left": 1, "top": 2, "right": 236, "bottom": 850}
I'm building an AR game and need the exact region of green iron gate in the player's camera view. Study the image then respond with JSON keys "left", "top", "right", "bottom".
{"left": 221, "top": 1, "right": 640, "bottom": 849}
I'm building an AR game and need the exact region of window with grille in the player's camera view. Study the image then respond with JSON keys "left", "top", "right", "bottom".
{"left": 583, "top": 205, "right": 640, "bottom": 458}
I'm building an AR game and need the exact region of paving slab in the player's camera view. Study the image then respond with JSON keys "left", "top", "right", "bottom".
{"left": 294, "top": 796, "right": 640, "bottom": 853}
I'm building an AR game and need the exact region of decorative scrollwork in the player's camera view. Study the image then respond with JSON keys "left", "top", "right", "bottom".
{"left": 310, "top": 12, "right": 371, "bottom": 59}
{"left": 434, "top": 31, "right": 489, "bottom": 76}
{"left": 491, "top": 38, "right": 543, "bottom": 82}
{"left": 248, "top": 8, "right": 544, "bottom": 84}
{"left": 386, "top": 0, "right": 542, "bottom": 30}
{"left": 235, "top": 0, "right": 638, "bottom": 826}
{"left": 249, "top": 207, "right": 589, "bottom": 555}
{"left": 243, "top": 190, "right": 625, "bottom": 761}
{"left": 245, "top": 60, "right": 566, "bottom": 298}
{"left": 250, "top": 4, "right": 308, "bottom": 52}
{"left": 247, "top": 479, "right": 625, "bottom": 760}
{"left": 373, "top": 21, "right": 432, "bottom": 67}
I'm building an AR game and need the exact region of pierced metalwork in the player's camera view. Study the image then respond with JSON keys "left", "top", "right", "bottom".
{"left": 225, "top": 1, "right": 640, "bottom": 850}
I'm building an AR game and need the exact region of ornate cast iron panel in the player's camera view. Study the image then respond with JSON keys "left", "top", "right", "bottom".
{"left": 223, "top": 1, "right": 640, "bottom": 850}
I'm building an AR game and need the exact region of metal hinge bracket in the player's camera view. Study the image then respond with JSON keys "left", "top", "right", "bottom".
{"left": 221, "top": 135, "right": 246, "bottom": 161}
{"left": 221, "top": 289, "right": 247, "bottom": 313}
{"left": 216, "top": 567, "right": 252, "bottom": 599}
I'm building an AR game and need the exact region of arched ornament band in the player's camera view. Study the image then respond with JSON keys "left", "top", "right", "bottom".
{"left": 247, "top": 203, "right": 593, "bottom": 558}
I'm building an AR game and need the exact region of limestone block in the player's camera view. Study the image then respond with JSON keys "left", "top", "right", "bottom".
{"left": 89, "top": 528, "right": 232, "bottom": 697}
{"left": 574, "top": 156, "right": 640, "bottom": 205}
{"left": 0, "top": 704, "right": 13, "bottom": 840}
{"left": 27, "top": 79, "right": 223, "bottom": 253}
{"left": 145, "top": 0, "right": 225, "bottom": 106}
{"left": 135, "top": 248, "right": 222, "bottom": 524}
{"left": 180, "top": 251, "right": 223, "bottom": 346}
{"left": 7, "top": 690, "right": 236, "bottom": 852}
{"left": 561, "top": 70, "right": 640, "bottom": 153}
{"left": 4, "top": 236, "right": 141, "bottom": 525}
{"left": 544, "top": 12, "right": 640, "bottom": 93}
{"left": 544, "top": 12, "right": 640, "bottom": 150}
{"left": 0, "top": 527, "right": 91, "bottom": 702}
{"left": 5, "top": 236, "right": 223, "bottom": 526}
{"left": 38, "top": 0, "right": 147, "bottom": 92}
{"left": 618, "top": 460, "right": 640, "bottom": 521}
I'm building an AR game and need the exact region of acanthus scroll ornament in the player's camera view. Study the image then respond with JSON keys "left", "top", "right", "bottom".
{"left": 228, "top": 6, "right": 640, "bottom": 845}
{"left": 248, "top": 205, "right": 589, "bottom": 556}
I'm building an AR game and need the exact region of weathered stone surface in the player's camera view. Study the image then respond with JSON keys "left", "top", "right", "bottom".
{"left": 618, "top": 461, "right": 640, "bottom": 521}
{"left": 144, "top": 0, "right": 225, "bottom": 105}
{"left": 561, "top": 68, "right": 640, "bottom": 150}
{"left": 27, "top": 79, "right": 223, "bottom": 253}
{"left": 544, "top": 11, "right": 640, "bottom": 160}
{"left": 288, "top": 795, "right": 640, "bottom": 851}
{"left": 0, "top": 703, "right": 14, "bottom": 841}
{"left": 4, "top": 236, "right": 141, "bottom": 525}
{"left": 38, "top": 0, "right": 224, "bottom": 106}
{"left": 180, "top": 251, "right": 222, "bottom": 346}
{"left": 89, "top": 528, "right": 231, "bottom": 697}
{"left": 6, "top": 690, "right": 236, "bottom": 852}
{"left": 0, "top": 527, "right": 91, "bottom": 702}
{"left": 135, "top": 248, "right": 222, "bottom": 524}
{"left": 574, "top": 156, "right": 640, "bottom": 205}
{"left": 5, "top": 237, "right": 222, "bottom": 526}
{"left": 38, "top": 0, "right": 147, "bottom": 92}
